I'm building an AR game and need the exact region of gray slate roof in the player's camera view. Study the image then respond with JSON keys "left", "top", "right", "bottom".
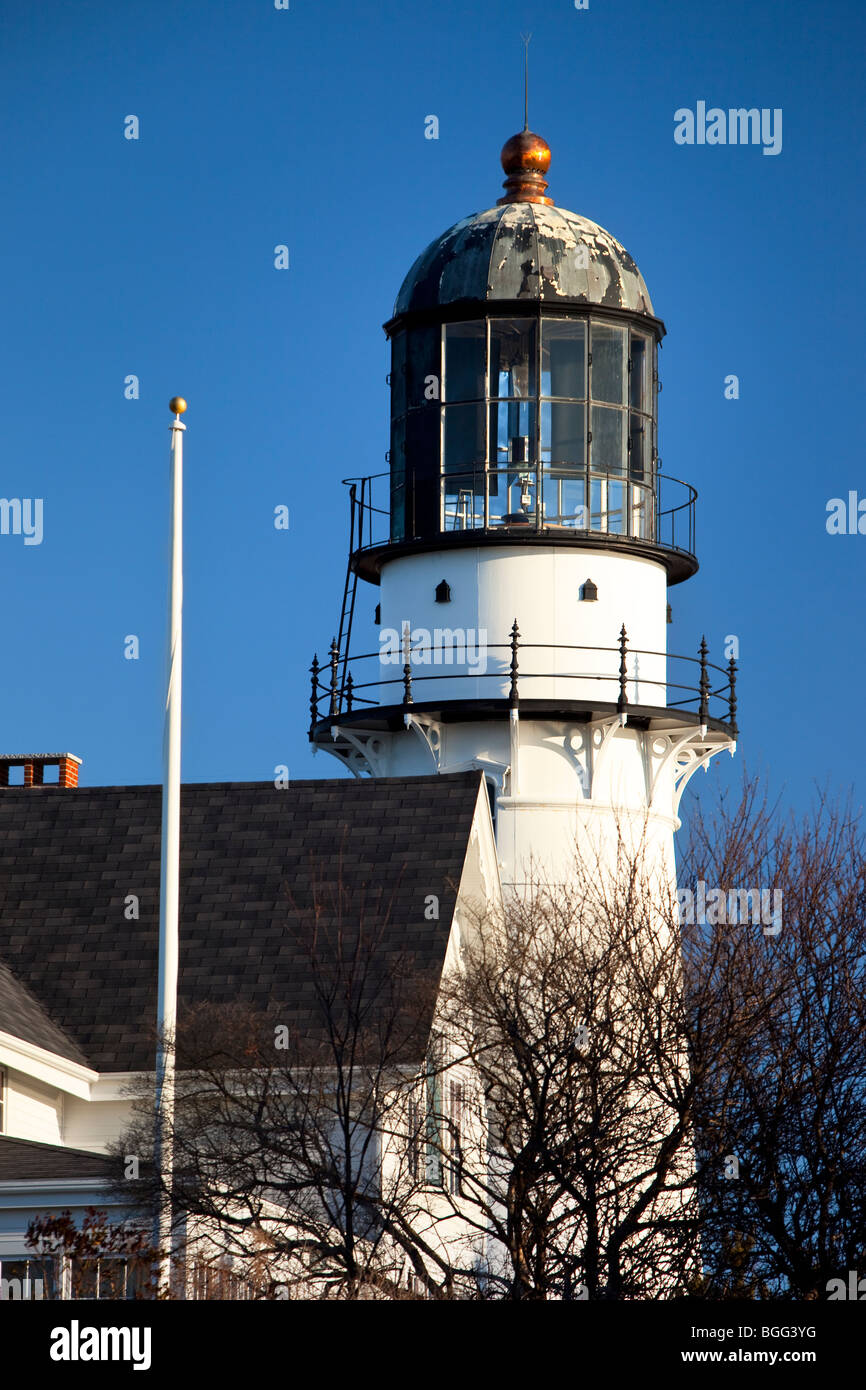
{"left": 0, "top": 773, "right": 483, "bottom": 1074}
{"left": 0, "top": 1135, "right": 116, "bottom": 1182}
{"left": 394, "top": 202, "right": 654, "bottom": 318}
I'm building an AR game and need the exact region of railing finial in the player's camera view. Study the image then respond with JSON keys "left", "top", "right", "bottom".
{"left": 309, "top": 654, "right": 320, "bottom": 734}
{"left": 402, "top": 627, "right": 413, "bottom": 707}
{"left": 727, "top": 654, "right": 738, "bottom": 737}
{"left": 617, "top": 624, "right": 628, "bottom": 717}
{"left": 699, "top": 636, "right": 710, "bottom": 731}
{"left": 329, "top": 638, "right": 339, "bottom": 717}
{"left": 509, "top": 620, "right": 520, "bottom": 709}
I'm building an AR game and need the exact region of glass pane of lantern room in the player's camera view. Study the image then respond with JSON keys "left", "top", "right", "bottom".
{"left": 443, "top": 473, "right": 483, "bottom": 531}
{"left": 607, "top": 479, "right": 625, "bottom": 534}
{"left": 544, "top": 473, "right": 586, "bottom": 527}
{"left": 631, "top": 484, "right": 652, "bottom": 539}
{"left": 628, "top": 413, "right": 649, "bottom": 480}
{"left": 591, "top": 406, "right": 625, "bottom": 472}
{"left": 629, "top": 331, "right": 650, "bottom": 413}
{"left": 590, "top": 323, "right": 626, "bottom": 405}
{"left": 489, "top": 320, "right": 536, "bottom": 398}
{"left": 541, "top": 402, "right": 585, "bottom": 466}
{"left": 443, "top": 403, "right": 486, "bottom": 476}
{"left": 541, "top": 320, "right": 586, "bottom": 398}
{"left": 490, "top": 401, "right": 536, "bottom": 468}
{"left": 444, "top": 322, "right": 486, "bottom": 402}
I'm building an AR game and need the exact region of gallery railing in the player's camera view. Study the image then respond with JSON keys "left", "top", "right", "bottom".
{"left": 342, "top": 467, "right": 696, "bottom": 560}
{"left": 309, "top": 625, "right": 737, "bottom": 734}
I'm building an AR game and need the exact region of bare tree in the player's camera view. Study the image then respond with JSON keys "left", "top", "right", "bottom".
{"left": 434, "top": 831, "right": 770, "bottom": 1300}
{"left": 682, "top": 776, "right": 866, "bottom": 1299}
{"left": 116, "top": 875, "right": 461, "bottom": 1300}
{"left": 26, "top": 1209, "right": 159, "bottom": 1300}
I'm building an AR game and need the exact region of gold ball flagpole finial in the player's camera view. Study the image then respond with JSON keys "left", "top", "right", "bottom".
{"left": 169, "top": 396, "right": 188, "bottom": 417}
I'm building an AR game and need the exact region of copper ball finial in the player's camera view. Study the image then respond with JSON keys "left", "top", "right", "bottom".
{"left": 497, "top": 130, "right": 554, "bottom": 206}
{"left": 169, "top": 396, "right": 188, "bottom": 416}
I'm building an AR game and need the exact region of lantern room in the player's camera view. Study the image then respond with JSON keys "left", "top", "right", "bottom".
{"left": 388, "top": 309, "right": 657, "bottom": 538}
{"left": 370, "top": 131, "right": 695, "bottom": 584}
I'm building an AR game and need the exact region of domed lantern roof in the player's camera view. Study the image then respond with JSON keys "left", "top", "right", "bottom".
{"left": 393, "top": 131, "right": 654, "bottom": 320}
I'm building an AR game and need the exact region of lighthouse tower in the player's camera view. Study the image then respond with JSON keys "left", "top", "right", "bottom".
{"left": 309, "top": 131, "right": 737, "bottom": 895}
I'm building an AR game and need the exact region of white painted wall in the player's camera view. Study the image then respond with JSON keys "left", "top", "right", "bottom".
{"left": 376, "top": 546, "right": 668, "bottom": 707}
{"left": 4, "top": 1070, "right": 63, "bottom": 1146}
{"left": 63, "top": 1099, "right": 133, "bottom": 1154}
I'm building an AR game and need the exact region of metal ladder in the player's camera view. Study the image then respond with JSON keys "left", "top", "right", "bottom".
{"left": 334, "top": 481, "right": 362, "bottom": 703}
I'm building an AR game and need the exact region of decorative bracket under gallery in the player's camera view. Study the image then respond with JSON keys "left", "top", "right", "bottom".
{"left": 534, "top": 715, "right": 624, "bottom": 802}
{"left": 403, "top": 712, "right": 444, "bottom": 771}
{"left": 648, "top": 726, "right": 736, "bottom": 818}
{"left": 325, "top": 725, "right": 389, "bottom": 778}
{"left": 585, "top": 714, "right": 626, "bottom": 799}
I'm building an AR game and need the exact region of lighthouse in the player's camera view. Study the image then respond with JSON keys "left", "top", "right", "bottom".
{"left": 309, "top": 130, "right": 737, "bottom": 895}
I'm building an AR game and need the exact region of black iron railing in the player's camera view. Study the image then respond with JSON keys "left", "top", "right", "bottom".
{"left": 309, "top": 624, "right": 737, "bottom": 734}
{"left": 341, "top": 467, "right": 696, "bottom": 560}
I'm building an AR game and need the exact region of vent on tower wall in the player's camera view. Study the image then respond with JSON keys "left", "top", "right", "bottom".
{"left": 580, "top": 580, "right": 598, "bottom": 602}
{"left": 435, "top": 581, "right": 452, "bottom": 603}
{"left": 0, "top": 754, "right": 81, "bottom": 788}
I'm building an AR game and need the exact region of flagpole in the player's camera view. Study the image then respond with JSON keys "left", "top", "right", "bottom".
{"left": 154, "top": 394, "right": 187, "bottom": 1294}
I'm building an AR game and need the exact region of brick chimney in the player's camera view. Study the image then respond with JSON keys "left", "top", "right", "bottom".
{"left": 0, "top": 754, "right": 82, "bottom": 788}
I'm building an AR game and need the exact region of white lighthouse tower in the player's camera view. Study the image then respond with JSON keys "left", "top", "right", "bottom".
{"left": 309, "top": 130, "right": 737, "bottom": 895}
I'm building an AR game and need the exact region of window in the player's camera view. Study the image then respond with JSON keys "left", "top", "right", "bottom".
{"left": 444, "top": 322, "right": 485, "bottom": 403}
{"left": 443, "top": 402, "right": 485, "bottom": 475}
{"left": 629, "top": 331, "right": 650, "bottom": 412}
{"left": 407, "top": 1095, "right": 421, "bottom": 1180}
{"left": 191, "top": 1261, "right": 251, "bottom": 1301}
{"left": 67, "top": 1255, "right": 150, "bottom": 1300}
{"left": 544, "top": 472, "right": 586, "bottom": 527}
{"left": 489, "top": 319, "right": 536, "bottom": 399}
{"left": 447, "top": 1081, "right": 465, "bottom": 1196}
{"left": 591, "top": 405, "right": 625, "bottom": 473}
{"left": 628, "top": 411, "right": 648, "bottom": 480}
{"left": 541, "top": 401, "right": 584, "bottom": 466}
{"left": 590, "top": 323, "right": 626, "bottom": 404}
{"left": 425, "top": 1063, "right": 444, "bottom": 1188}
{"left": 0, "top": 1256, "right": 58, "bottom": 1301}
{"left": 541, "top": 319, "right": 586, "bottom": 399}
{"left": 490, "top": 399, "right": 536, "bottom": 469}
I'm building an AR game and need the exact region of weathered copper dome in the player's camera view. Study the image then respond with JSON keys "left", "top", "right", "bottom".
{"left": 393, "top": 201, "right": 654, "bottom": 318}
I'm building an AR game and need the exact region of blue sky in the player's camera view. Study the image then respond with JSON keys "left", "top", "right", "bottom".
{"left": 0, "top": 0, "right": 863, "bottom": 813}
